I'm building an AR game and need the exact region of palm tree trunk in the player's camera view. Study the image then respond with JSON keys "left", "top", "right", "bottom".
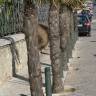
{"left": 68, "top": 8, "right": 73, "bottom": 59}
{"left": 73, "top": 10, "right": 78, "bottom": 42}
{"left": 71, "top": 9, "right": 75, "bottom": 46}
{"left": 65, "top": 7, "right": 72, "bottom": 63}
{"left": 23, "top": 1, "right": 43, "bottom": 96}
{"left": 59, "top": 4, "right": 69, "bottom": 71}
{"left": 48, "top": 3, "right": 64, "bottom": 93}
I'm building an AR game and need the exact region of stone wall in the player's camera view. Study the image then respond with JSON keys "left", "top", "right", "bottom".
{"left": 0, "top": 33, "right": 27, "bottom": 85}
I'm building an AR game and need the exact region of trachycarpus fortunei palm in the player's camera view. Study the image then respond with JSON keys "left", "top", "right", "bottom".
{"left": 23, "top": 0, "right": 85, "bottom": 95}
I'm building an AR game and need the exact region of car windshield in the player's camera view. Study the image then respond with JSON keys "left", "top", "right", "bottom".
{"left": 78, "top": 15, "right": 89, "bottom": 24}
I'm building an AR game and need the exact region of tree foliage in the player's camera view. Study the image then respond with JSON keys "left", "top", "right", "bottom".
{"left": 0, "top": 0, "right": 12, "bottom": 5}
{"left": 37, "top": 0, "right": 87, "bottom": 10}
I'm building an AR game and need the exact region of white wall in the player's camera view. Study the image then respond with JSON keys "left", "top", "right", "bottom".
{"left": 0, "top": 33, "right": 28, "bottom": 85}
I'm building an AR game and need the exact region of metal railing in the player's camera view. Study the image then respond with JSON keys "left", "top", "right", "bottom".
{"left": 0, "top": 0, "right": 24, "bottom": 37}
{"left": 0, "top": 0, "right": 50, "bottom": 37}
{"left": 38, "top": 3, "right": 49, "bottom": 26}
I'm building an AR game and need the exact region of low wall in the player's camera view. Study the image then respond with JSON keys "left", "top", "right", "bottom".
{"left": 0, "top": 33, "right": 28, "bottom": 85}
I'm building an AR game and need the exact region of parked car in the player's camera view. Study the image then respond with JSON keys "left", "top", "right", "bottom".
{"left": 77, "top": 13, "right": 91, "bottom": 36}
{"left": 82, "top": 9, "right": 93, "bottom": 21}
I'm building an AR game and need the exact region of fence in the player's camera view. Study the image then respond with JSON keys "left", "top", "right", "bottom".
{"left": 38, "top": 3, "right": 49, "bottom": 26}
{"left": 0, "top": 0, "right": 49, "bottom": 37}
{"left": 0, "top": 0, "right": 24, "bottom": 37}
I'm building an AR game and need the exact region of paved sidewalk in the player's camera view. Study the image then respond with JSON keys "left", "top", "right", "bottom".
{"left": 64, "top": 18, "right": 96, "bottom": 96}
{"left": 0, "top": 47, "right": 51, "bottom": 96}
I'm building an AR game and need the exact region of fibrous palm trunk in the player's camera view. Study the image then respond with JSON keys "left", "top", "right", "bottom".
{"left": 73, "top": 11, "right": 78, "bottom": 42}
{"left": 69, "top": 9, "right": 77, "bottom": 55}
{"left": 59, "top": 4, "right": 69, "bottom": 71}
{"left": 68, "top": 8, "right": 74, "bottom": 59}
{"left": 23, "top": 0, "right": 43, "bottom": 96}
{"left": 48, "top": 3, "right": 64, "bottom": 93}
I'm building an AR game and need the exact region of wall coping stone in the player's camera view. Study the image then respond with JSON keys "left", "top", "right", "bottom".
{"left": 0, "top": 33, "right": 25, "bottom": 47}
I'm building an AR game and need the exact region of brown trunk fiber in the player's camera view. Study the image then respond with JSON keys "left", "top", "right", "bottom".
{"left": 73, "top": 11, "right": 78, "bottom": 41}
{"left": 48, "top": 4, "right": 64, "bottom": 93}
{"left": 23, "top": 1, "right": 43, "bottom": 96}
{"left": 59, "top": 5, "right": 69, "bottom": 71}
{"left": 65, "top": 7, "right": 72, "bottom": 63}
{"left": 67, "top": 8, "right": 73, "bottom": 59}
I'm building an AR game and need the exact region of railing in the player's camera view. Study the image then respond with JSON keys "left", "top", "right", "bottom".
{"left": 38, "top": 3, "right": 49, "bottom": 26}
{"left": 0, "top": 0, "right": 50, "bottom": 37}
{"left": 0, "top": 0, "right": 24, "bottom": 37}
